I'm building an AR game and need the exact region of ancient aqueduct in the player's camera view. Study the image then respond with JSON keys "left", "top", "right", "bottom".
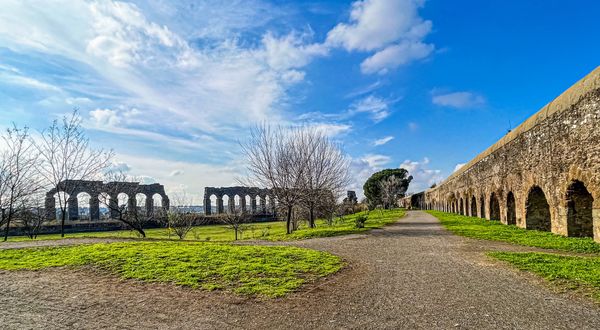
{"left": 45, "top": 180, "right": 170, "bottom": 221}
{"left": 203, "top": 187, "right": 275, "bottom": 215}
{"left": 416, "top": 66, "right": 600, "bottom": 242}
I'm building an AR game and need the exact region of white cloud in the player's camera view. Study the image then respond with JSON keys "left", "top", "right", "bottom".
{"left": 348, "top": 153, "right": 392, "bottom": 199}
{"left": 373, "top": 136, "right": 394, "bottom": 146}
{"left": 260, "top": 31, "right": 328, "bottom": 71}
{"left": 400, "top": 157, "right": 444, "bottom": 193}
{"left": 350, "top": 95, "right": 393, "bottom": 122}
{"left": 432, "top": 91, "right": 486, "bottom": 109}
{"left": 105, "top": 161, "right": 132, "bottom": 173}
{"left": 310, "top": 123, "right": 352, "bottom": 137}
{"left": 453, "top": 163, "right": 466, "bottom": 173}
{"left": 326, "top": 0, "right": 434, "bottom": 74}
{"left": 361, "top": 42, "right": 433, "bottom": 74}
{"left": 89, "top": 108, "right": 121, "bottom": 127}
{"left": 361, "top": 154, "right": 391, "bottom": 168}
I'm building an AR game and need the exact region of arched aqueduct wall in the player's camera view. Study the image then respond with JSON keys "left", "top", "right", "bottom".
{"left": 203, "top": 186, "right": 275, "bottom": 215}
{"left": 422, "top": 66, "right": 600, "bottom": 242}
{"left": 45, "top": 180, "right": 169, "bottom": 221}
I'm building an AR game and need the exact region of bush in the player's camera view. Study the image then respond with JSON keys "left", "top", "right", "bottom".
{"left": 354, "top": 214, "right": 368, "bottom": 228}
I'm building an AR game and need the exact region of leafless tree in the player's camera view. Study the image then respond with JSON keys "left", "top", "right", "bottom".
{"left": 379, "top": 175, "right": 403, "bottom": 209}
{"left": 99, "top": 171, "right": 159, "bottom": 238}
{"left": 166, "top": 192, "right": 199, "bottom": 240}
{"left": 35, "top": 110, "right": 113, "bottom": 237}
{"left": 298, "top": 129, "right": 350, "bottom": 228}
{"left": 242, "top": 125, "right": 309, "bottom": 234}
{"left": 14, "top": 197, "right": 47, "bottom": 239}
{"left": 218, "top": 208, "right": 252, "bottom": 240}
{"left": 0, "top": 125, "right": 43, "bottom": 241}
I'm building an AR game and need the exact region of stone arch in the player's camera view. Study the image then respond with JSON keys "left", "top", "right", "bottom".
{"left": 506, "top": 191, "right": 516, "bottom": 225}
{"left": 136, "top": 193, "right": 147, "bottom": 215}
{"left": 566, "top": 180, "right": 594, "bottom": 237}
{"left": 117, "top": 193, "right": 129, "bottom": 209}
{"left": 525, "top": 186, "right": 551, "bottom": 232}
{"left": 489, "top": 192, "right": 500, "bottom": 221}
{"left": 471, "top": 196, "right": 477, "bottom": 217}
{"left": 234, "top": 194, "right": 241, "bottom": 211}
{"left": 98, "top": 192, "right": 111, "bottom": 220}
{"left": 76, "top": 192, "right": 91, "bottom": 221}
{"left": 223, "top": 195, "right": 231, "bottom": 213}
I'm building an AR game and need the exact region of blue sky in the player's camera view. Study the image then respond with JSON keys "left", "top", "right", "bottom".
{"left": 0, "top": 0, "right": 599, "bottom": 203}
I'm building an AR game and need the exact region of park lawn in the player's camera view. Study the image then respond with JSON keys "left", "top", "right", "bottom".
{"left": 0, "top": 241, "right": 342, "bottom": 298}
{"left": 488, "top": 252, "right": 600, "bottom": 303}
{"left": 427, "top": 211, "right": 600, "bottom": 254}
{"left": 266, "top": 209, "right": 406, "bottom": 241}
{"left": 3, "top": 209, "right": 405, "bottom": 243}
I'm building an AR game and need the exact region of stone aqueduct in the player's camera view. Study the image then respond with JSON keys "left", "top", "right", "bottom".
{"left": 203, "top": 186, "right": 275, "bottom": 215}
{"left": 45, "top": 180, "right": 170, "bottom": 221}
{"left": 419, "top": 66, "right": 600, "bottom": 243}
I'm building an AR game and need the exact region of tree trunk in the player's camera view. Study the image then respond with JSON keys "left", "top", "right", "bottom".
{"left": 60, "top": 207, "right": 67, "bottom": 238}
{"left": 309, "top": 205, "right": 316, "bottom": 228}
{"left": 286, "top": 205, "right": 293, "bottom": 234}
{"left": 2, "top": 208, "right": 8, "bottom": 242}
{"left": 234, "top": 227, "right": 238, "bottom": 240}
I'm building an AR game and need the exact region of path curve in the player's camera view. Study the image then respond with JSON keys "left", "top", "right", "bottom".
{"left": 0, "top": 211, "right": 599, "bottom": 329}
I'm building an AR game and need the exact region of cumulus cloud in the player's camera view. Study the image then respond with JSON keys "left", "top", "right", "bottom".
{"left": 326, "top": 0, "right": 434, "bottom": 74}
{"left": 432, "top": 91, "right": 486, "bottom": 109}
{"left": 453, "top": 163, "right": 466, "bottom": 173}
{"left": 361, "top": 154, "right": 391, "bottom": 168}
{"left": 400, "top": 157, "right": 444, "bottom": 193}
{"left": 105, "top": 161, "right": 132, "bottom": 173}
{"left": 348, "top": 153, "right": 392, "bottom": 199}
{"left": 373, "top": 136, "right": 394, "bottom": 146}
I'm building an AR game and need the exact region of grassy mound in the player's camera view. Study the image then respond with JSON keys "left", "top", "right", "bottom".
{"left": 0, "top": 241, "right": 342, "bottom": 297}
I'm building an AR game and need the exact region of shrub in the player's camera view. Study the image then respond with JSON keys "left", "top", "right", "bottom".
{"left": 354, "top": 214, "right": 368, "bottom": 228}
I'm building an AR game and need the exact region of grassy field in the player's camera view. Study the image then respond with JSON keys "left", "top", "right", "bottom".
{"left": 3, "top": 209, "right": 405, "bottom": 243}
{"left": 427, "top": 211, "right": 600, "bottom": 253}
{"left": 488, "top": 252, "right": 600, "bottom": 303}
{"left": 0, "top": 241, "right": 342, "bottom": 297}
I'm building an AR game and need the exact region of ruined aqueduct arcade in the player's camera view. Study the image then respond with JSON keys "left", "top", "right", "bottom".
{"left": 45, "top": 180, "right": 170, "bottom": 221}
{"left": 422, "top": 66, "right": 600, "bottom": 242}
{"left": 203, "top": 186, "right": 275, "bottom": 215}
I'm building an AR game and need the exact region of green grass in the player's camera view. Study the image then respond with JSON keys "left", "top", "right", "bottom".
{"left": 427, "top": 211, "right": 600, "bottom": 254}
{"left": 0, "top": 241, "right": 342, "bottom": 297}
{"left": 3, "top": 209, "right": 405, "bottom": 243}
{"left": 488, "top": 252, "right": 600, "bottom": 302}
{"left": 265, "top": 209, "right": 406, "bottom": 241}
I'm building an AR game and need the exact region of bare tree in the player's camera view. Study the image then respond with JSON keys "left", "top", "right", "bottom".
{"left": 0, "top": 125, "right": 42, "bottom": 241}
{"left": 166, "top": 192, "right": 199, "bottom": 240}
{"left": 14, "top": 197, "right": 47, "bottom": 240}
{"left": 242, "top": 125, "right": 310, "bottom": 234}
{"left": 299, "top": 129, "right": 350, "bottom": 228}
{"left": 219, "top": 208, "right": 252, "bottom": 240}
{"left": 35, "top": 110, "right": 113, "bottom": 237}
{"left": 379, "top": 175, "right": 403, "bottom": 209}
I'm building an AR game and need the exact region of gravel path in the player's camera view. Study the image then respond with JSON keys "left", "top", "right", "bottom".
{"left": 1, "top": 210, "right": 599, "bottom": 329}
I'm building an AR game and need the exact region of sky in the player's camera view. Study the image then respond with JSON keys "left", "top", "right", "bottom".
{"left": 0, "top": 0, "right": 599, "bottom": 204}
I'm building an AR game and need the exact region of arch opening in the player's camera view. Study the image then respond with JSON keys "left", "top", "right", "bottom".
{"left": 525, "top": 186, "right": 551, "bottom": 232}
{"left": 480, "top": 195, "right": 486, "bottom": 219}
{"left": 77, "top": 192, "right": 91, "bottom": 221}
{"left": 471, "top": 196, "right": 477, "bottom": 217}
{"left": 566, "top": 180, "right": 594, "bottom": 237}
{"left": 506, "top": 192, "right": 516, "bottom": 225}
{"left": 489, "top": 192, "right": 500, "bottom": 221}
